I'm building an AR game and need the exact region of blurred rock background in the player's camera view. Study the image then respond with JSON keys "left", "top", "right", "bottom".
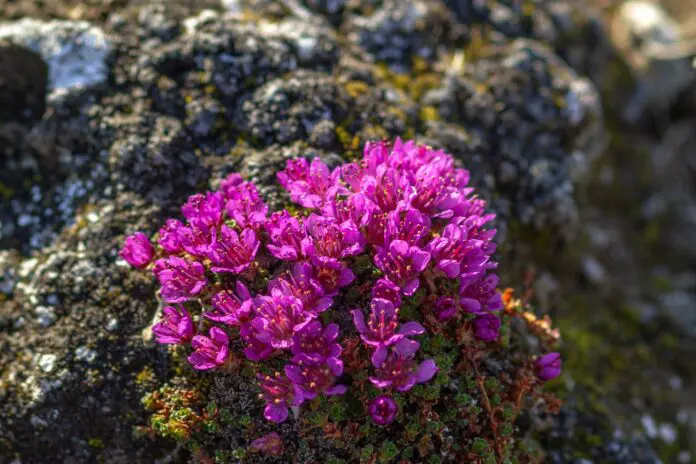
{"left": 0, "top": 0, "right": 694, "bottom": 462}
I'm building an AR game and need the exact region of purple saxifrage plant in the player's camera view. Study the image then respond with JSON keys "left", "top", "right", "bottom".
{"left": 122, "top": 138, "right": 561, "bottom": 427}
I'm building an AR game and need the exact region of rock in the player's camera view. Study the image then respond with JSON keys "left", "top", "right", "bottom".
{"left": 346, "top": 0, "right": 465, "bottom": 70}
{"left": 0, "top": 41, "right": 48, "bottom": 124}
{"left": 422, "top": 39, "right": 604, "bottom": 240}
{"left": 0, "top": 19, "right": 112, "bottom": 100}
{"left": 610, "top": 1, "right": 696, "bottom": 121}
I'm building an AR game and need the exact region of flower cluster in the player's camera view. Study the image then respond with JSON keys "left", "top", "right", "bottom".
{"left": 120, "top": 139, "right": 561, "bottom": 427}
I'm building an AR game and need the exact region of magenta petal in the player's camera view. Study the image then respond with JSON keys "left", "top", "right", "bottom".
{"left": 411, "top": 248, "right": 431, "bottom": 272}
{"left": 351, "top": 310, "right": 367, "bottom": 333}
{"left": 338, "top": 268, "right": 355, "bottom": 286}
{"left": 264, "top": 404, "right": 289, "bottom": 423}
{"left": 326, "top": 385, "right": 347, "bottom": 396}
{"left": 188, "top": 352, "right": 217, "bottom": 370}
{"left": 369, "top": 376, "right": 392, "bottom": 389}
{"left": 390, "top": 240, "right": 409, "bottom": 257}
{"left": 415, "top": 359, "right": 438, "bottom": 383}
{"left": 402, "top": 278, "right": 420, "bottom": 296}
{"left": 394, "top": 338, "right": 420, "bottom": 357}
{"left": 327, "top": 357, "right": 344, "bottom": 376}
{"left": 399, "top": 321, "right": 425, "bottom": 336}
{"left": 372, "top": 346, "right": 388, "bottom": 367}
{"left": 439, "top": 260, "right": 461, "bottom": 278}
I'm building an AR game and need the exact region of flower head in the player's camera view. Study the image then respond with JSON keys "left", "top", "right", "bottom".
{"left": 369, "top": 339, "right": 437, "bottom": 392}
{"left": 302, "top": 214, "right": 364, "bottom": 263}
{"left": 120, "top": 232, "right": 154, "bottom": 269}
{"left": 371, "top": 278, "right": 402, "bottom": 308}
{"left": 252, "top": 289, "right": 313, "bottom": 349}
{"left": 362, "top": 167, "right": 409, "bottom": 213}
{"left": 176, "top": 218, "right": 215, "bottom": 257}
{"left": 206, "top": 226, "right": 259, "bottom": 274}
{"left": 268, "top": 262, "right": 333, "bottom": 315}
{"left": 250, "top": 432, "right": 284, "bottom": 456}
{"left": 536, "top": 352, "right": 562, "bottom": 381}
{"left": 291, "top": 321, "right": 342, "bottom": 374}
{"left": 426, "top": 223, "right": 488, "bottom": 279}
{"left": 257, "top": 371, "right": 303, "bottom": 423}
{"left": 285, "top": 359, "right": 347, "bottom": 400}
{"left": 241, "top": 323, "right": 275, "bottom": 362}
{"left": 153, "top": 256, "right": 207, "bottom": 303}
{"left": 351, "top": 298, "right": 424, "bottom": 367}
{"left": 312, "top": 259, "right": 355, "bottom": 295}
{"left": 460, "top": 274, "right": 503, "bottom": 315}
{"left": 385, "top": 207, "right": 431, "bottom": 246}
{"left": 473, "top": 313, "right": 500, "bottom": 341}
{"left": 374, "top": 240, "right": 431, "bottom": 295}
{"left": 265, "top": 211, "right": 306, "bottom": 261}
{"left": 152, "top": 305, "right": 194, "bottom": 344}
{"left": 225, "top": 181, "right": 268, "bottom": 229}
{"left": 157, "top": 219, "right": 184, "bottom": 253}
{"left": 277, "top": 157, "right": 346, "bottom": 209}
{"left": 369, "top": 395, "right": 398, "bottom": 426}
{"left": 206, "top": 282, "right": 253, "bottom": 326}
{"left": 188, "top": 327, "right": 229, "bottom": 370}
{"left": 182, "top": 191, "right": 224, "bottom": 228}
{"left": 320, "top": 192, "right": 373, "bottom": 228}
{"left": 218, "top": 172, "right": 244, "bottom": 199}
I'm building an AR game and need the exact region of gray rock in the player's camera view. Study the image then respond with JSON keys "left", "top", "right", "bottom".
{"left": 0, "top": 19, "right": 112, "bottom": 100}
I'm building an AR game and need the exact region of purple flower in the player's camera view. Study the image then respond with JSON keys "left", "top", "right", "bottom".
{"left": 152, "top": 305, "right": 194, "bottom": 344}
{"left": 536, "top": 352, "right": 562, "bottom": 381}
{"left": 369, "top": 395, "right": 398, "bottom": 426}
{"left": 206, "top": 282, "right": 253, "bottom": 326}
{"left": 459, "top": 274, "right": 503, "bottom": 315}
{"left": 277, "top": 157, "right": 347, "bottom": 209}
{"left": 176, "top": 218, "right": 215, "bottom": 257}
{"left": 291, "top": 321, "right": 342, "bottom": 374}
{"left": 312, "top": 259, "right": 355, "bottom": 295}
{"left": 250, "top": 432, "right": 284, "bottom": 456}
{"left": 320, "top": 192, "right": 373, "bottom": 228}
{"left": 409, "top": 160, "right": 466, "bottom": 219}
{"left": 426, "top": 224, "right": 488, "bottom": 279}
{"left": 374, "top": 240, "right": 431, "bottom": 296}
{"left": 225, "top": 181, "right": 269, "bottom": 229}
{"left": 363, "top": 140, "right": 391, "bottom": 171}
{"left": 120, "top": 232, "right": 154, "bottom": 269}
{"left": 219, "top": 172, "right": 244, "bottom": 199}
{"left": 302, "top": 214, "right": 364, "bottom": 262}
{"left": 269, "top": 262, "right": 333, "bottom": 315}
{"left": 369, "top": 339, "right": 438, "bottom": 392}
{"left": 241, "top": 323, "right": 275, "bottom": 362}
{"left": 153, "top": 256, "right": 207, "bottom": 303}
{"left": 433, "top": 296, "right": 457, "bottom": 321}
{"left": 188, "top": 327, "right": 229, "bottom": 370}
{"left": 372, "top": 278, "right": 402, "bottom": 308}
{"left": 385, "top": 207, "right": 431, "bottom": 246}
{"left": 362, "top": 168, "right": 409, "bottom": 213}
{"left": 252, "top": 289, "right": 313, "bottom": 349}
{"left": 157, "top": 219, "right": 184, "bottom": 253}
{"left": 473, "top": 313, "right": 500, "bottom": 341}
{"left": 285, "top": 360, "right": 347, "bottom": 400}
{"left": 361, "top": 209, "right": 386, "bottom": 246}
{"left": 182, "top": 191, "right": 225, "bottom": 228}
{"left": 206, "top": 226, "right": 259, "bottom": 274}
{"left": 351, "top": 298, "right": 424, "bottom": 367}
{"left": 265, "top": 211, "right": 306, "bottom": 261}
{"left": 257, "top": 372, "right": 304, "bottom": 423}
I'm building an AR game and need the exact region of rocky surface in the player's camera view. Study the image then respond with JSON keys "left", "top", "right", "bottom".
{"left": 0, "top": 0, "right": 695, "bottom": 463}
